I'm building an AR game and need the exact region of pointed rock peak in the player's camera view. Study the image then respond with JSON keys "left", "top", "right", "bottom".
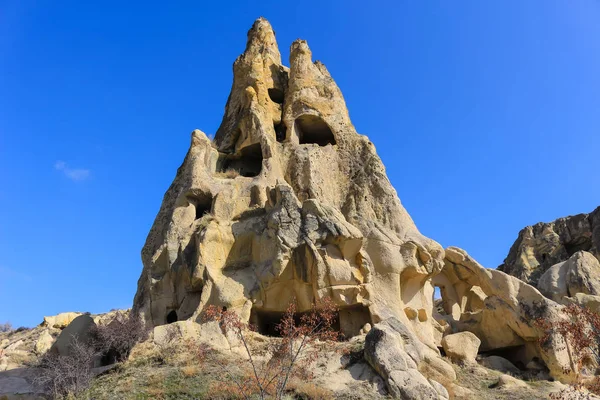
{"left": 243, "top": 17, "right": 281, "bottom": 64}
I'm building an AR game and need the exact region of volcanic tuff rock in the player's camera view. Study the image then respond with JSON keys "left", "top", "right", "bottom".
{"left": 498, "top": 206, "right": 600, "bottom": 286}
{"left": 130, "top": 18, "right": 595, "bottom": 392}
{"left": 132, "top": 17, "right": 445, "bottom": 346}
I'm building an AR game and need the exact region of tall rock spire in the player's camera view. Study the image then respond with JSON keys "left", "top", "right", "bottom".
{"left": 134, "top": 18, "right": 443, "bottom": 347}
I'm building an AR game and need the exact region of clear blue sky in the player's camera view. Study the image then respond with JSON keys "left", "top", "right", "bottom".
{"left": 1, "top": 1, "right": 599, "bottom": 328}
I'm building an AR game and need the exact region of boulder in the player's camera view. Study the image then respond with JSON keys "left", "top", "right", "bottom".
{"left": 538, "top": 251, "right": 600, "bottom": 302}
{"left": 33, "top": 330, "right": 54, "bottom": 355}
{"left": 49, "top": 314, "right": 96, "bottom": 357}
{"left": 364, "top": 318, "right": 453, "bottom": 399}
{"left": 441, "top": 332, "right": 480, "bottom": 364}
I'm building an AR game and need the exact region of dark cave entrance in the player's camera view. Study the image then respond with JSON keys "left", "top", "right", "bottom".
{"left": 295, "top": 114, "right": 336, "bottom": 146}
{"left": 274, "top": 122, "right": 286, "bottom": 143}
{"left": 166, "top": 310, "right": 178, "bottom": 324}
{"left": 187, "top": 192, "right": 213, "bottom": 220}
{"left": 250, "top": 308, "right": 341, "bottom": 338}
{"left": 217, "top": 143, "right": 263, "bottom": 177}
{"left": 268, "top": 88, "right": 285, "bottom": 104}
{"left": 249, "top": 304, "right": 370, "bottom": 339}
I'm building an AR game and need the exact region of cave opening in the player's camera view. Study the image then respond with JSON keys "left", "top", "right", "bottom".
{"left": 250, "top": 308, "right": 341, "bottom": 338}
{"left": 274, "top": 122, "right": 286, "bottom": 143}
{"left": 166, "top": 310, "right": 178, "bottom": 324}
{"left": 217, "top": 143, "right": 263, "bottom": 178}
{"left": 250, "top": 304, "right": 370, "bottom": 339}
{"left": 188, "top": 193, "right": 213, "bottom": 220}
{"left": 295, "top": 114, "right": 336, "bottom": 146}
{"left": 268, "top": 88, "right": 285, "bottom": 104}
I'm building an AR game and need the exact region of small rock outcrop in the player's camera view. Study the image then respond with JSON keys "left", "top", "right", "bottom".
{"left": 441, "top": 331, "right": 480, "bottom": 364}
{"left": 537, "top": 250, "right": 600, "bottom": 303}
{"left": 364, "top": 318, "right": 453, "bottom": 399}
{"left": 498, "top": 206, "right": 600, "bottom": 286}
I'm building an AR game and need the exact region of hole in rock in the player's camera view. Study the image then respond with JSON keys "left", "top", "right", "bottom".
{"left": 166, "top": 310, "right": 178, "bottom": 324}
{"left": 188, "top": 193, "right": 213, "bottom": 220}
{"left": 268, "top": 88, "right": 285, "bottom": 104}
{"left": 274, "top": 122, "right": 286, "bottom": 143}
{"left": 432, "top": 285, "right": 449, "bottom": 316}
{"left": 217, "top": 143, "right": 263, "bottom": 178}
{"left": 296, "top": 114, "right": 336, "bottom": 146}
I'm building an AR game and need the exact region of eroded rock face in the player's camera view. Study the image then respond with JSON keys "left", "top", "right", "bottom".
{"left": 132, "top": 18, "right": 444, "bottom": 344}
{"left": 498, "top": 206, "right": 600, "bottom": 286}
{"left": 434, "top": 246, "right": 581, "bottom": 383}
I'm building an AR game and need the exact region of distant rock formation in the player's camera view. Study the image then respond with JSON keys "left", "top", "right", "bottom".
{"left": 498, "top": 206, "right": 600, "bottom": 286}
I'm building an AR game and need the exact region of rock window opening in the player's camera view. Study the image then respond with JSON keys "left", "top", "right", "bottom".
{"left": 268, "top": 88, "right": 284, "bottom": 104}
{"left": 296, "top": 114, "right": 336, "bottom": 146}
{"left": 166, "top": 310, "right": 178, "bottom": 324}
{"left": 188, "top": 193, "right": 213, "bottom": 220}
{"left": 216, "top": 143, "right": 263, "bottom": 178}
{"left": 274, "top": 122, "right": 286, "bottom": 143}
{"left": 433, "top": 285, "right": 448, "bottom": 316}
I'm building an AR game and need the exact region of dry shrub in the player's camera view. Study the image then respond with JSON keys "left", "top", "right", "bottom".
{"left": 0, "top": 322, "right": 12, "bottom": 333}
{"left": 91, "top": 312, "right": 148, "bottom": 363}
{"left": 203, "top": 297, "right": 340, "bottom": 400}
{"left": 34, "top": 335, "right": 99, "bottom": 399}
{"left": 535, "top": 303, "right": 600, "bottom": 398}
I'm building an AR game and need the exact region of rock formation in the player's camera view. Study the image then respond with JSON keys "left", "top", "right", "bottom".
{"left": 130, "top": 17, "right": 596, "bottom": 396}
{"left": 132, "top": 17, "right": 445, "bottom": 346}
{"left": 499, "top": 206, "right": 600, "bottom": 286}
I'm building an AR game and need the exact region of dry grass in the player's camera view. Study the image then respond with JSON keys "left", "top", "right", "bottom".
{"left": 287, "top": 379, "right": 335, "bottom": 400}
{"left": 180, "top": 364, "right": 199, "bottom": 377}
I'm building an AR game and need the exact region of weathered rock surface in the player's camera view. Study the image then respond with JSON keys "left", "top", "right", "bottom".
{"left": 441, "top": 332, "right": 480, "bottom": 364}
{"left": 132, "top": 17, "right": 444, "bottom": 349}
{"left": 42, "top": 312, "right": 81, "bottom": 329}
{"left": 498, "top": 206, "right": 600, "bottom": 286}
{"left": 537, "top": 250, "right": 600, "bottom": 303}
{"left": 49, "top": 314, "right": 96, "bottom": 357}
